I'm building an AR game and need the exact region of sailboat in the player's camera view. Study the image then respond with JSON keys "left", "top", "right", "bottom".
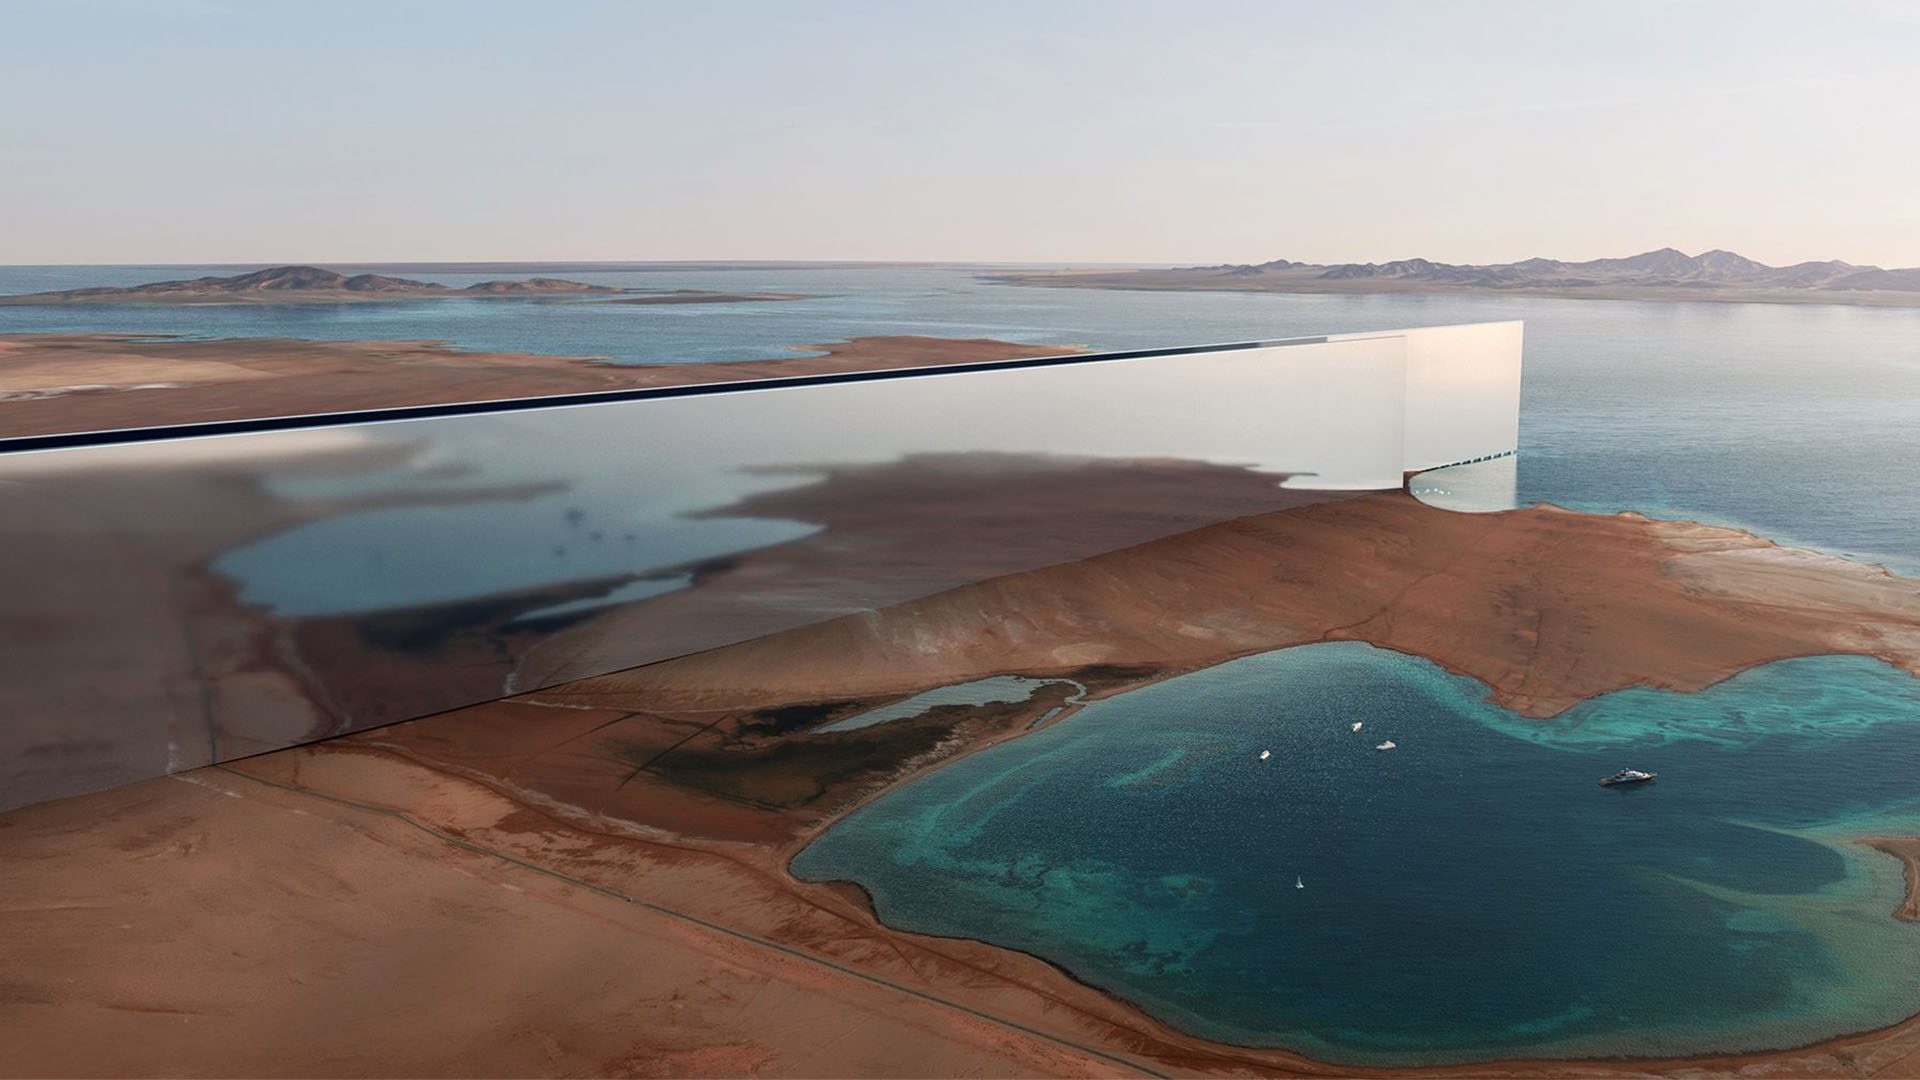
{"left": 1294, "top": 876, "right": 1304, "bottom": 889}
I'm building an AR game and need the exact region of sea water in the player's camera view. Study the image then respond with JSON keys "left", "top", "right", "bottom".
{"left": 790, "top": 643, "right": 1920, "bottom": 1065}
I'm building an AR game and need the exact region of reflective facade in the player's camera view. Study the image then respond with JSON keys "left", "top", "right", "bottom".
{"left": 0, "top": 322, "right": 1522, "bottom": 810}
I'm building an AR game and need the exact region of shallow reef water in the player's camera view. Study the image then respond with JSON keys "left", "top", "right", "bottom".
{"left": 791, "top": 642, "right": 1920, "bottom": 1066}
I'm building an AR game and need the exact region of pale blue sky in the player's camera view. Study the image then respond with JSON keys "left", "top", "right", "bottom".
{"left": 2, "top": 0, "right": 1916, "bottom": 266}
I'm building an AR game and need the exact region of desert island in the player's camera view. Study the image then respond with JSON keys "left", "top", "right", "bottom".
{"left": 0, "top": 264, "right": 819, "bottom": 309}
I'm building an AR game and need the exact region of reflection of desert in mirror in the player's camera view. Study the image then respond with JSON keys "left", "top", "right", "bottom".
{"left": 3, "top": 324, "right": 1514, "bottom": 809}
{"left": 8, "top": 3, "right": 1920, "bottom": 1077}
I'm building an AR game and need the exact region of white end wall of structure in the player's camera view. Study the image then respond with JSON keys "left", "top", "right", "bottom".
{"left": 1333, "top": 321, "right": 1524, "bottom": 472}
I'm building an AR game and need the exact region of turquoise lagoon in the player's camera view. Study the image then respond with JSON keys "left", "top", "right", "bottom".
{"left": 790, "top": 643, "right": 1920, "bottom": 1066}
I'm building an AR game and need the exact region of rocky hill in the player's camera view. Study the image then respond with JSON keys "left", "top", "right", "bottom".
{"left": 0, "top": 265, "right": 627, "bottom": 304}
{"left": 1217, "top": 248, "right": 1920, "bottom": 290}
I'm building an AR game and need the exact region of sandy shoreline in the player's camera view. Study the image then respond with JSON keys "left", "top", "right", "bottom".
{"left": 1863, "top": 837, "right": 1920, "bottom": 922}
{"left": 9, "top": 665, "right": 1914, "bottom": 1078}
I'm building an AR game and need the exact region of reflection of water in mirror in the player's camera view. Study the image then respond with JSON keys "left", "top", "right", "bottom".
{"left": 1409, "top": 455, "right": 1519, "bottom": 513}
{"left": 211, "top": 330, "right": 1458, "bottom": 615}
{"left": 814, "top": 676, "right": 1080, "bottom": 733}
{"left": 217, "top": 448, "right": 821, "bottom": 616}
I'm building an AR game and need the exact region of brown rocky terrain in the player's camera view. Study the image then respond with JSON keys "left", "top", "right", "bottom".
{"left": 0, "top": 265, "right": 625, "bottom": 304}
{"left": 549, "top": 491, "right": 1920, "bottom": 719}
{"left": 0, "top": 332, "right": 1081, "bottom": 438}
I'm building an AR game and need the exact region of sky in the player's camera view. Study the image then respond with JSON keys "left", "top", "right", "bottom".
{"left": 2, "top": 0, "right": 1917, "bottom": 267}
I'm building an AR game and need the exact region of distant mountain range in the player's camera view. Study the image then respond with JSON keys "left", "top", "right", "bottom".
{"left": 1202, "top": 248, "right": 1920, "bottom": 291}
{"left": 992, "top": 248, "right": 1920, "bottom": 307}
{"left": 0, "top": 265, "right": 626, "bottom": 305}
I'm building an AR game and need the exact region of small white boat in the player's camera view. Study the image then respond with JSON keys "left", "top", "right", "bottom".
{"left": 1375, "top": 740, "right": 1397, "bottom": 751}
{"left": 1259, "top": 749, "right": 1271, "bottom": 761}
{"left": 1294, "top": 876, "right": 1304, "bottom": 889}
{"left": 1350, "top": 721, "right": 1363, "bottom": 732}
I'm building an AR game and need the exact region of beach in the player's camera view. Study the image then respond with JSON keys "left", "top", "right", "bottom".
{"left": 1865, "top": 837, "right": 1920, "bottom": 923}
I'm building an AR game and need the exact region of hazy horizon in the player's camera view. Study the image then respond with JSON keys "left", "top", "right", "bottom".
{"left": 4, "top": 0, "right": 1917, "bottom": 267}
{"left": 5, "top": 244, "right": 1918, "bottom": 274}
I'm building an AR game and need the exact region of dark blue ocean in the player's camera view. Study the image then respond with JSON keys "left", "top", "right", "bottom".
{"left": 6, "top": 264, "right": 1918, "bottom": 1061}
